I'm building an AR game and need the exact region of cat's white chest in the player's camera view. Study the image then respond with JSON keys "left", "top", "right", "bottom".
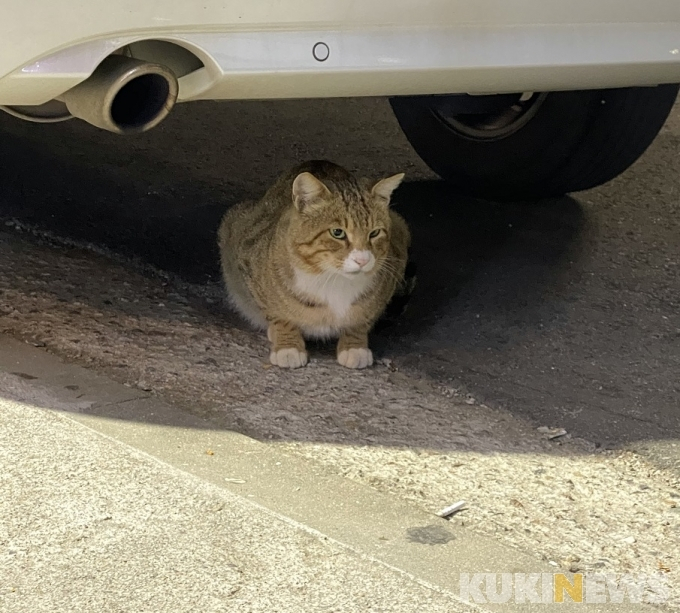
{"left": 293, "top": 268, "right": 372, "bottom": 320}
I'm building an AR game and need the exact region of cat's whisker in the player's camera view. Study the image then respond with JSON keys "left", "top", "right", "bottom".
{"left": 377, "top": 261, "right": 405, "bottom": 284}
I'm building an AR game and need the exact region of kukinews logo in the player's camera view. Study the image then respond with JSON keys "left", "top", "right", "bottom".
{"left": 459, "top": 572, "right": 669, "bottom": 604}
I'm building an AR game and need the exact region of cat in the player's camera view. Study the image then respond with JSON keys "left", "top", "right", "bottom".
{"left": 218, "top": 160, "right": 410, "bottom": 369}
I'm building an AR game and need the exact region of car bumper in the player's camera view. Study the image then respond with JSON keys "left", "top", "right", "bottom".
{"left": 1, "top": 2, "right": 680, "bottom": 105}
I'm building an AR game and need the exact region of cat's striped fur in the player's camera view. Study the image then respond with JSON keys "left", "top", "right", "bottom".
{"left": 218, "top": 160, "right": 410, "bottom": 369}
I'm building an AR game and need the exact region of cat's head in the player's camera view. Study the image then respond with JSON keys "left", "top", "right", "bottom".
{"left": 289, "top": 170, "right": 404, "bottom": 277}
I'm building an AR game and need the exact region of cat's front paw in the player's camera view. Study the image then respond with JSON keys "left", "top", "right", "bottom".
{"left": 270, "top": 347, "right": 309, "bottom": 369}
{"left": 337, "top": 348, "right": 373, "bottom": 369}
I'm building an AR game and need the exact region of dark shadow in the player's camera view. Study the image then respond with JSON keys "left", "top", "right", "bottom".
{"left": 0, "top": 119, "right": 227, "bottom": 285}
{"left": 375, "top": 182, "right": 584, "bottom": 340}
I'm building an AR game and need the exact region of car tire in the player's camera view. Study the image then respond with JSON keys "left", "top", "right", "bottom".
{"left": 390, "top": 85, "right": 679, "bottom": 200}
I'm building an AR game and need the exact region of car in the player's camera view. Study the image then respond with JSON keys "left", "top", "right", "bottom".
{"left": 1, "top": 1, "right": 679, "bottom": 199}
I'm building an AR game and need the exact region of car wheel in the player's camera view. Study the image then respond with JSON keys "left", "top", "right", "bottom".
{"left": 390, "top": 85, "right": 679, "bottom": 200}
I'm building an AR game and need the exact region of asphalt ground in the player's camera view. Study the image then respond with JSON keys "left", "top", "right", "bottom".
{"left": 0, "top": 97, "right": 678, "bottom": 451}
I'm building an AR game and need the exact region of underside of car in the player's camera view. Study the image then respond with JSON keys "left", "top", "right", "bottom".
{"left": 2, "top": 1, "right": 679, "bottom": 199}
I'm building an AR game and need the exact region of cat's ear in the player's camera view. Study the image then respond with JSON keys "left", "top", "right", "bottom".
{"left": 292, "top": 172, "right": 331, "bottom": 212}
{"left": 371, "top": 173, "right": 405, "bottom": 205}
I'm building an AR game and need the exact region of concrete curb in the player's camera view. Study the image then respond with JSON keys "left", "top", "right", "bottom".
{"left": 0, "top": 334, "right": 663, "bottom": 612}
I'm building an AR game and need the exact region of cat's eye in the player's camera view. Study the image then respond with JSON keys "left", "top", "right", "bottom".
{"left": 330, "top": 228, "right": 347, "bottom": 239}
{"left": 369, "top": 229, "right": 382, "bottom": 239}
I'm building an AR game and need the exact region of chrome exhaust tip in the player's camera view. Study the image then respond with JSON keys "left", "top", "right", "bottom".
{"left": 61, "top": 55, "right": 178, "bottom": 134}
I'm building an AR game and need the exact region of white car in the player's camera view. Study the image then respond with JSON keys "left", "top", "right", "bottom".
{"left": 2, "top": 1, "right": 679, "bottom": 199}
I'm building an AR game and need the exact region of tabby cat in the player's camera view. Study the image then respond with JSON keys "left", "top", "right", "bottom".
{"left": 218, "top": 160, "right": 410, "bottom": 369}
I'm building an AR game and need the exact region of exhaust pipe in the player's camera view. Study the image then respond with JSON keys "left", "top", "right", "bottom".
{"left": 60, "top": 55, "right": 179, "bottom": 134}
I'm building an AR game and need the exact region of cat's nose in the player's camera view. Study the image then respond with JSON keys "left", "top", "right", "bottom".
{"left": 351, "top": 252, "right": 371, "bottom": 268}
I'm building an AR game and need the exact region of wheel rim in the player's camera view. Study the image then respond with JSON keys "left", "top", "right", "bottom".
{"left": 433, "top": 92, "right": 548, "bottom": 141}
